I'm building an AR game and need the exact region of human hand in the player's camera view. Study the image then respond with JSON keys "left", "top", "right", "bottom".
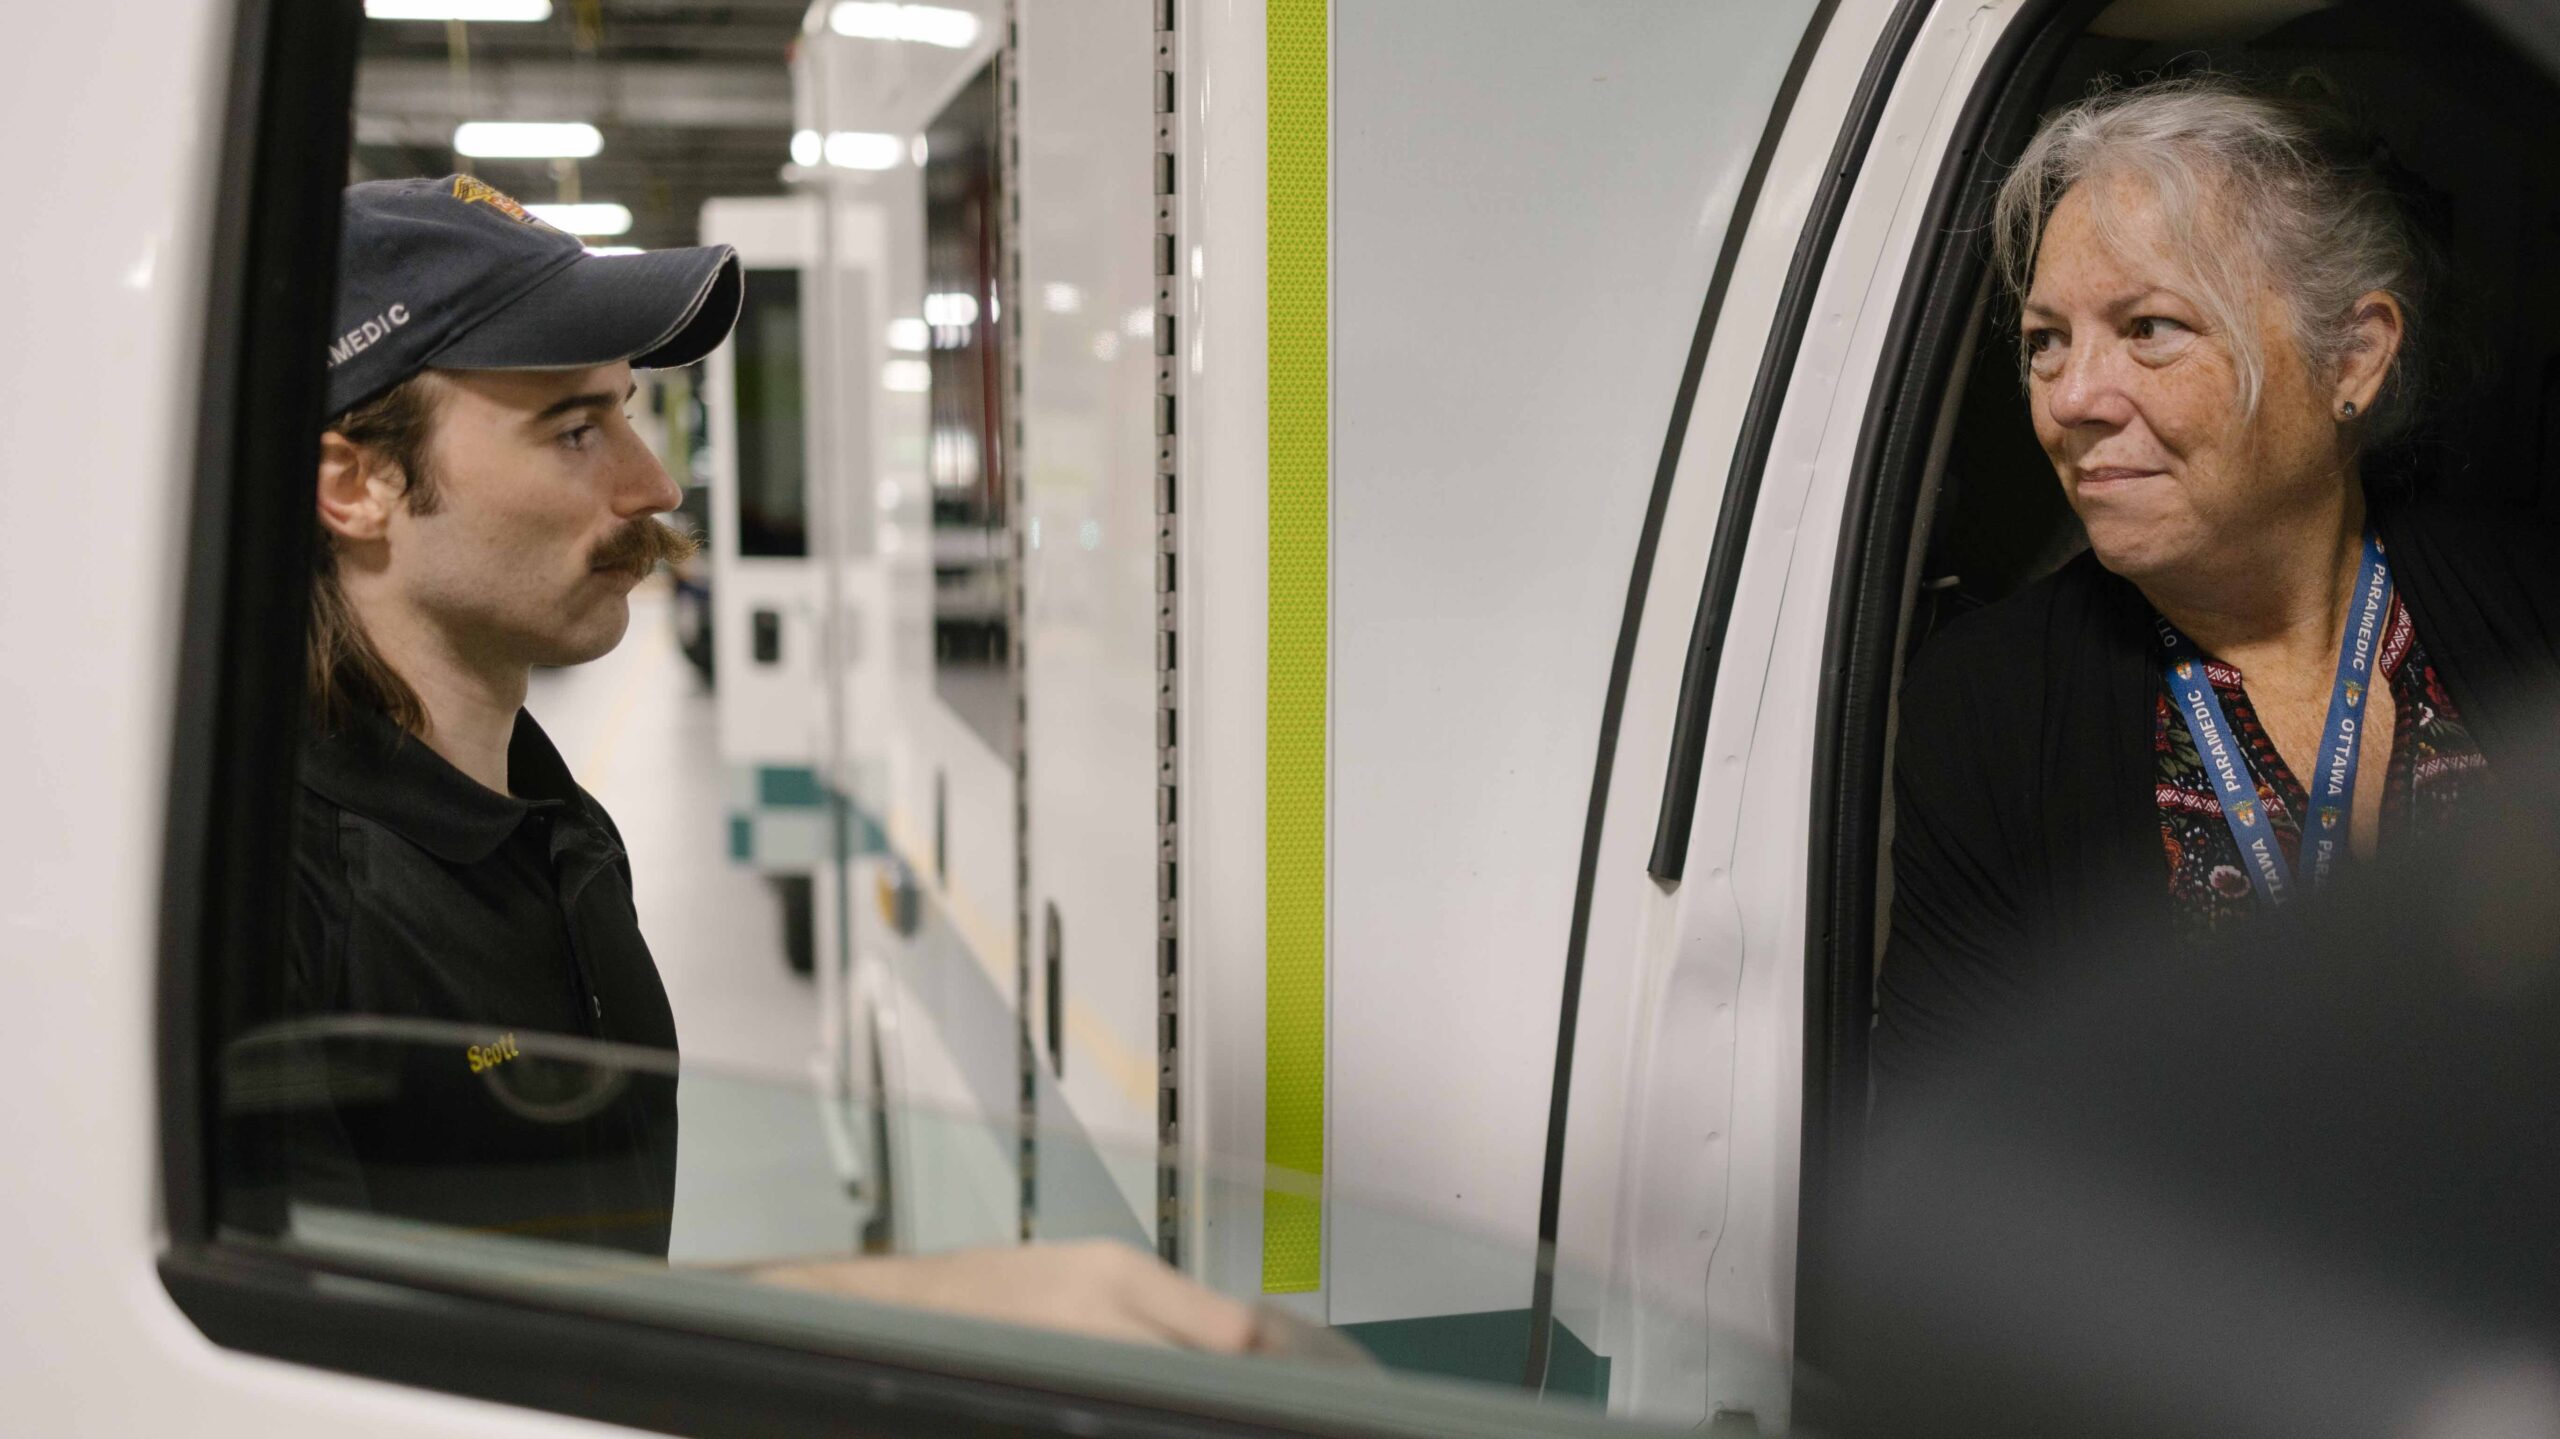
{"left": 747, "top": 1239, "right": 1258, "bottom": 1353}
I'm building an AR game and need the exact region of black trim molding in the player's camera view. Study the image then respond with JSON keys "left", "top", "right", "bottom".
{"left": 1520, "top": 0, "right": 1847, "bottom": 1392}
{"left": 158, "top": 0, "right": 359, "bottom": 1250}
{"left": 1789, "top": 0, "right": 2119, "bottom": 1422}
{"left": 159, "top": 1246, "right": 1296, "bottom": 1439}
{"left": 1646, "top": 0, "right": 1940, "bottom": 884}
{"left": 1524, "top": 0, "right": 1921, "bottom": 1394}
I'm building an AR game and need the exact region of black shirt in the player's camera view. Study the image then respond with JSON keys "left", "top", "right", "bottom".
{"left": 1876, "top": 500, "right": 2560, "bottom": 1115}
{"left": 284, "top": 705, "right": 681, "bottom": 1255}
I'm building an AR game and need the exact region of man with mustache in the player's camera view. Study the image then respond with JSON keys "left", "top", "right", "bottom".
{"left": 291, "top": 176, "right": 741, "bottom": 1262}
{"left": 289, "top": 178, "right": 1255, "bottom": 1352}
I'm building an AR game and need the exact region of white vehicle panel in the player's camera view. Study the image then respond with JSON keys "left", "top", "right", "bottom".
{"left": 1642, "top": 2, "right": 2022, "bottom": 1428}
{"left": 1553, "top": 0, "right": 1917, "bottom": 1412}
{"left": 1016, "top": 0, "right": 1165, "bottom": 1234}
{"left": 806, "top": 0, "right": 1019, "bottom": 1001}
{"left": 1169, "top": 0, "right": 1277, "bottom": 1304}
{"left": 0, "top": 1, "right": 635, "bottom": 1431}
{"left": 1325, "top": 0, "right": 1831, "bottom": 1328}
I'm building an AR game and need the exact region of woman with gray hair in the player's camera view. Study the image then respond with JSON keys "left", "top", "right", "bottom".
{"left": 1876, "top": 73, "right": 2560, "bottom": 1097}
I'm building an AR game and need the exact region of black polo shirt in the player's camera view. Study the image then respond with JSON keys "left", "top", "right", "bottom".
{"left": 282, "top": 705, "right": 681, "bottom": 1256}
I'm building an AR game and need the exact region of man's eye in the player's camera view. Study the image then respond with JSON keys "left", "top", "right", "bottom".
{"left": 560, "top": 423, "right": 598, "bottom": 450}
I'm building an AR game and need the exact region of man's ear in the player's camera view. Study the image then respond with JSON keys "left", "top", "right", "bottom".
{"left": 316, "top": 431, "right": 399, "bottom": 543}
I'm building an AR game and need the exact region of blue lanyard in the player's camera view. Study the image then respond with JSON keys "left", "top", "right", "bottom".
{"left": 2157, "top": 533, "right": 2392, "bottom": 907}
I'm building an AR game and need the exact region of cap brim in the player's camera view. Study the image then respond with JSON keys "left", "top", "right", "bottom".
{"left": 429, "top": 244, "right": 743, "bottom": 373}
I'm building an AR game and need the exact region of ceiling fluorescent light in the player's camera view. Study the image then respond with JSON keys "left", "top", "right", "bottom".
{"left": 366, "top": 0, "right": 553, "bottom": 20}
{"left": 894, "top": 5, "right": 981, "bottom": 47}
{"left": 828, "top": 1, "right": 900, "bottom": 37}
{"left": 453, "top": 121, "right": 602, "bottom": 159}
{"left": 526, "top": 202, "right": 632, "bottom": 236}
{"left": 829, "top": 2, "right": 980, "bottom": 49}
{"left": 823, "top": 131, "right": 903, "bottom": 170}
{"left": 922, "top": 292, "right": 979, "bottom": 327}
{"left": 584, "top": 245, "right": 644, "bottom": 257}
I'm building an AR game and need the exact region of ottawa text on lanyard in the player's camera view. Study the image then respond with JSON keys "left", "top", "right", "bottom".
{"left": 2156, "top": 532, "right": 2392, "bottom": 908}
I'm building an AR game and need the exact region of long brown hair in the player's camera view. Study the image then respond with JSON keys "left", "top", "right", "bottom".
{"left": 309, "top": 376, "right": 442, "bottom": 735}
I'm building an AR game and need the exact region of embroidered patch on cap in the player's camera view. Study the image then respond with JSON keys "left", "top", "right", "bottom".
{"left": 450, "top": 174, "right": 545, "bottom": 227}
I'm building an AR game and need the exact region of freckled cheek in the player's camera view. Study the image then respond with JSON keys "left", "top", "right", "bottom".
{"left": 2142, "top": 351, "right": 2246, "bottom": 448}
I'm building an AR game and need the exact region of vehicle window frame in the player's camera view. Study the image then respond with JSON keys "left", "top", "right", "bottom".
{"left": 143, "top": 5, "right": 1624, "bottom": 1435}
{"left": 1792, "top": 0, "right": 2109, "bottom": 1419}
{"left": 1793, "top": 0, "right": 2560, "bottom": 1421}
{"left": 1517, "top": 0, "right": 1939, "bottom": 1391}
{"left": 157, "top": 0, "right": 362, "bottom": 1256}
{"left": 729, "top": 265, "right": 813, "bottom": 559}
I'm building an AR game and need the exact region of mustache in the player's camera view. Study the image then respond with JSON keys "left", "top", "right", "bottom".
{"left": 589, "top": 517, "right": 700, "bottom": 575}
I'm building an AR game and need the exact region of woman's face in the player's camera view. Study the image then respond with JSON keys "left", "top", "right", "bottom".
{"left": 2022, "top": 172, "right": 2344, "bottom": 585}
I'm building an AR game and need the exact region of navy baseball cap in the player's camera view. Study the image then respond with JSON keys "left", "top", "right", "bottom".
{"left": 323, "top": 174, "right": 743, "bottom": 419}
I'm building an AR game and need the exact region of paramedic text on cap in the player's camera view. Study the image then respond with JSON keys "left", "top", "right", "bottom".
{"left": 291, "top": 175, "right": 1258, "bottom": 1352}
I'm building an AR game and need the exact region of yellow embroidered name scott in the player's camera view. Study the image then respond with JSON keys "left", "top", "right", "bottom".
{"left": 466, "top": 1031, "right": 522, "bottom": 1074}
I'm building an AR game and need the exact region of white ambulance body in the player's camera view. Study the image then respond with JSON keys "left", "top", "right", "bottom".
{"left": 6, "top": 0, "right": 2549, "bottom": 1434}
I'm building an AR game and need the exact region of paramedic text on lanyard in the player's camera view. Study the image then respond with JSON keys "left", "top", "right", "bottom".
{"left": 2158, "top": 532, "right": 2393, "bottom": 907}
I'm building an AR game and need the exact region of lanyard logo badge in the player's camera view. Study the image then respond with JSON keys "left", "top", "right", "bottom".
{"left": 2160, "top": 532, "right": 2391, "bottom": 907}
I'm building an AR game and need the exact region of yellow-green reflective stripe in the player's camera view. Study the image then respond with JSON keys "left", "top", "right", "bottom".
{"left": 1264, "top": 0, "right": 1328, "bottom": 1296}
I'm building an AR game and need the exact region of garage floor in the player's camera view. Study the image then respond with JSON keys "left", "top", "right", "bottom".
{"left": 527, "top": 580, "right": 866, "bottom": 1262}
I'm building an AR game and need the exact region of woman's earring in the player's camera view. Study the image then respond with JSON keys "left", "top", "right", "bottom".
{"left": 2341, "top": 400, "right": 2359, "bottom": 418}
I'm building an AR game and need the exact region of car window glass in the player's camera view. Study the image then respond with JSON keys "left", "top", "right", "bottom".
{"left": 211, "top": 1, "right": 1827, "bottom": 1433}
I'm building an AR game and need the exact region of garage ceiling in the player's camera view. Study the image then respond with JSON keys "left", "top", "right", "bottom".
{"left": 354, "top": 0, "right": 806, "bottom": 251}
